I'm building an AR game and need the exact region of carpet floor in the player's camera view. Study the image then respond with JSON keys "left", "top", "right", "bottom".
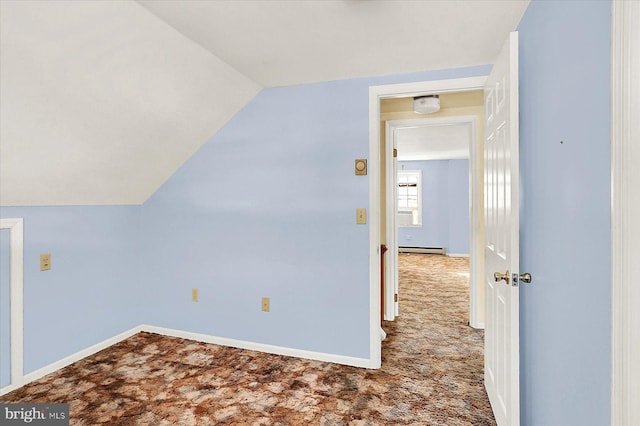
{"left": 1, "top": 254, "right": 495, "bottom": 425}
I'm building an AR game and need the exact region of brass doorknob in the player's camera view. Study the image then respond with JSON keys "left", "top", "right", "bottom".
{"left": 493, "top": 270, "right": 510, "bottom": 284}
{"left": 519, "top": 273, "right": 532, "bottom": 283}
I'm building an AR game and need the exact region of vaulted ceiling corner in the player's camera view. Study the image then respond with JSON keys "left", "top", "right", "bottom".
{"left": 0, "top": 0, "right": 261, "bottom": 206}
{"left": 0, "top": 0, "right": 529, "bottom": 206}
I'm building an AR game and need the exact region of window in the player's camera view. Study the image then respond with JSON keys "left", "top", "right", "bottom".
{"left": 397, "top": 170, "right": 422, "bottom": 226}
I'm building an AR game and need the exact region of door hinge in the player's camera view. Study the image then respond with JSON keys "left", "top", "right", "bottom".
{"left": 394, "top": 293, "right": 398, "bottom": 302}
{"left": 393, "top": 148, "right": 398, "bottom": 158}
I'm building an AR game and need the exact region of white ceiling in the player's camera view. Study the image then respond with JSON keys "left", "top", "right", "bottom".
{"left": 0, "top": 0, "right": 529, "bottom": 206}
{"left": 137, "top": 0, "right": 530, "bottom": 87}
{"left": 396, "top": 123, "right": 471, "bottom": 161}
{"left": 0, "top": 0, "right": 260, "bottom": 206}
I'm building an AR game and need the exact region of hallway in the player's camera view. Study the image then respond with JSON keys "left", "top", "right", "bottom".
{"left": 381, "top": 253, "right": 494, "bottom": 425}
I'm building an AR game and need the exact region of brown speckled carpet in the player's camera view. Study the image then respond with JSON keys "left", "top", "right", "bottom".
{"left": 1, "top": 254, "right": 495, "bottom": 425}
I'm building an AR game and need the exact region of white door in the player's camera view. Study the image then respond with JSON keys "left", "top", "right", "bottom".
{"left": 484, "top": 32, "right": 520, "bottom": 426}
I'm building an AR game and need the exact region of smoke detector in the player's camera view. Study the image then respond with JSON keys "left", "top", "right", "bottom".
{"left": 413, "top": 95, "right": 440, "bottom": 114}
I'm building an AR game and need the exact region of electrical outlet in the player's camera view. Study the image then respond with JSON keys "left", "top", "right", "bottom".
{"left": 192, "top": 288, "right": 199, "bottom": 302}
{"left": 261, "top": 297, "right": 270, "bottom": 312}
{"left": 40, "top": 253, "right": 51, "bottom": 271}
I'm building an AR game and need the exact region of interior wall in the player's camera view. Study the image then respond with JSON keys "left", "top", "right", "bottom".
{"left": 397, "top": 159, "right": 470, "bottom": 254}
{"left": 517, "top": 1, "right": 611, "bottom": 424}
{"left": 0, "top": 66, "right": 490, "bottom": 379}
{"left": 0, "top": 206, "right": 143, "bottom": 375}
{"left": 139, "top": 66, "right": 490, "bottom": 360}
{"left": 447, "top": 160, "right": 471, "bottom": 255}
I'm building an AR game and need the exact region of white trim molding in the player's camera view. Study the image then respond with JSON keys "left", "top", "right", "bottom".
{"left": 0, "top": 324, "right": 376, "bottom": 395}
{"left": 0, "top": 325, "right": 144, "bottom": 396}
{"left": 612, "top": 2, "right": 640, "bottom": 425}
{"left": 0, "top": 218, "right": 24, "bottom": 393}
{"left": 368, "top": 83, "right": 382, "bottom": 369}
{"left": 142, "top": 326, "right": 376, "bottom": 369}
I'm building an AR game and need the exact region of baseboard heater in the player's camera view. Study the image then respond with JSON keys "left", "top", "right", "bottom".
{"left": 398, "top": 247, "right": 446, "bottom": 255}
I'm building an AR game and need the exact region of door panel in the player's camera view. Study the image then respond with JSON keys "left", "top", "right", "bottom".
{"left": 484, "top": 31, "right": 520, "bottom": 426}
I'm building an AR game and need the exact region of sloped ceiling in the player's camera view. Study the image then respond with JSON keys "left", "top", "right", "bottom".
{"left": 0, "top": 0, "right": 529, "bottom": 206}
{"left": 0, "top": 0, "right": 261, "bottom": 206}
{"left": 137, "top": 0, "right": 530, "bottom": 87}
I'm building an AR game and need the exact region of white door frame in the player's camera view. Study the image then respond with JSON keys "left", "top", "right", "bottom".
{"left": 369, "top": 76, "right": 486, "bottom": 367}
{"left": 0, "top": 218, "right": 24, "bottom": 392}
{"left": 611, "top": 1, "right": 640, "bottom": 424}
{"left": 384, "top": 121, "right": 399, "bottom": 321}
{"left": 385, "top": 115, "right": 482, "bottom": 328}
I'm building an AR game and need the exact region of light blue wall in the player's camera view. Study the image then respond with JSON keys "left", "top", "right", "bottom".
{"left": 397, "top": 160, "right": 469, "bottom": 254}
{"left": 398, "top": 160, "right": 449, "bottom": 249}
{"left": 447, "top": 160, "right": 470, "bottom": 254}
{"left": 0, "top": 65, "right": 490, "bottom": 375}
{"left": 139, "top": 66, "right": 489, "bottom": 359}
{"left": 0, "top": 206, "right": 143, "bottom": 374}
{"left": 1, "top": 229, "right": 10, "bottom": 386}
{"left": 518, "top": 1, "right": 611, "bottom": 425}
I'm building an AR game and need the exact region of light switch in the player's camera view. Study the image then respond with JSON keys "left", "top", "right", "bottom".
{"left": 262, "top": 297, "right": 270, "bottom": 312}
{"left": 192, "top": 288, "right": 199, "bottom": 302}
{"left": 356, "top": 208, "right": 367, "bottom": 224}
{"left": 355, "top": 159, "right": 367, "bottom": 176}
{"left": 40, "top": 253, "right": 51, "bottom": 271}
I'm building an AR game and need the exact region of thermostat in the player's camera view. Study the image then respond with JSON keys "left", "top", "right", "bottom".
{"left": 355, "top": 159, "right": 367, "bottom": 176}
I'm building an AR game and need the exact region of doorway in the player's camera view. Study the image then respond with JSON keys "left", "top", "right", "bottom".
{"left": 369, "top": 32, "right": 521, "bottom": 425}
{"left": 0, "top": 218, "right": 24, "bottom": 395}
{"left": 1, "top": 228, "right": 10, "bottom": 388}
{"left": 367, "top": 76, "right": 487, "bottom": 367}
{"left": 384, "top": 111, "right": 482, "bottom": 327}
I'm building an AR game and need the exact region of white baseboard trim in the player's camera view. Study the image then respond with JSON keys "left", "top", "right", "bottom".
{"left": 470, "top": 321, "right": 485, "bottom": 330}
{"left": 398, "top": 247, "right": 446, "bottom": 255}
{"left": 0, "top": 325, "right": 144, "bottom": 396}
{"left": 447, "top": 253, "right": 470, "bottom": 258}
{"left": 140, "top": 325, "right": 376, "bottom": 369}
{"left": 1, "top": 324, "right": 376, "bottom": 395}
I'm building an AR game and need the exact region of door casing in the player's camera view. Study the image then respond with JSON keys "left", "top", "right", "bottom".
{"left": 385, "top": 115, "right": 482, "bottom": 328}
{"left": 0, "top": 218, "right": 24, "bottom": 393}
{"left": 611, "top": 1, "right": 640, "bottom": 424}
{"left": 368, "top": 76, "right": 487, "bottom": 367}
